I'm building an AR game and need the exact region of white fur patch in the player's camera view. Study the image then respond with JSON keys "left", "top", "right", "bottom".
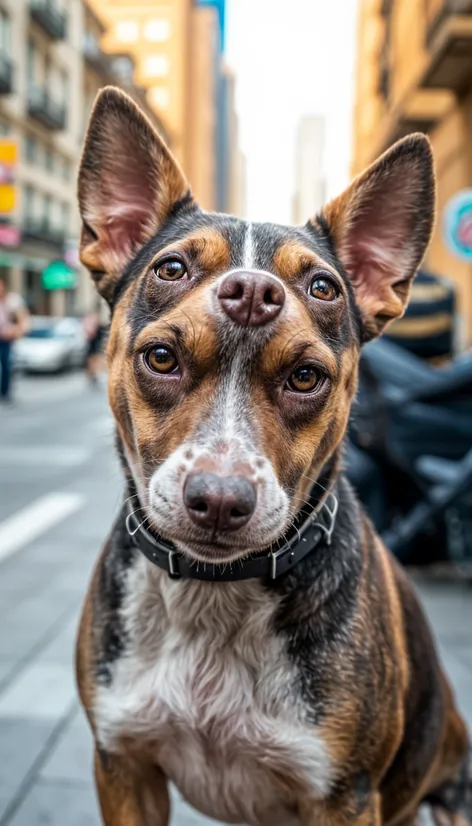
{"left": 244, "top": 221, "right": 253, "bottom": 269}
{"left": 95, "top": 557, "right": 332, "bottom": 826}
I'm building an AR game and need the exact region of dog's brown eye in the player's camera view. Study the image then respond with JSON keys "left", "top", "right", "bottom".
{"left": 310, "top": 275, "right": 338, "bottom": 301}
{"left": 287, "top": 365, "right": 321, "bottom": 393}
{"left": 155, "top": 259, "right": 187, "bottom": 281}
{"left": 145, "top": 346, "right": 178, "bottom": 374}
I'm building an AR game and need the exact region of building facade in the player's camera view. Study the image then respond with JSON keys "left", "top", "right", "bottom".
{"left": 0, "top": 0, "right": 84, "bottom": 315}
{"left": 352, "top": 0, "right": 472, "bottom": 341}
{"left": 0, "top": 0, "right": 241, "bottom": 316}
{"left": 292, "top": 116, "right": 326, "bottom": 225}
{"left": 87, "top": 0, "right": 241, "bottom": 213}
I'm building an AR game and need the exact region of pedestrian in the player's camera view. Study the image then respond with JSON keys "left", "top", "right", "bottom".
{"left": 0, "top": 277, "right": 29, "bottom": 403}
{"left": 83, "top": 305, "right": 107, "bottom": 385}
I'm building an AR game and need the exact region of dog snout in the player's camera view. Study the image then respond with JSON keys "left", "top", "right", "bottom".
{"left": 217, "top": 270, "right": 285, "bottom": 326}
{"left": 183, "top": 471, "right": 257, "bottom": 533}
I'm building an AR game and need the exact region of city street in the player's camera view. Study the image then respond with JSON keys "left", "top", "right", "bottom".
{"left": 0, "top": 372, "right": 471, "bottom": 826}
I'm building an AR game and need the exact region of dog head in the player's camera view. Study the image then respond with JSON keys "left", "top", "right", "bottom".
{"left": 78, "top": 87, "right": 435, "bottom": 563}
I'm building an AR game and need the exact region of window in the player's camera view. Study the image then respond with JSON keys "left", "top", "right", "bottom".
{"left": 27, "top": 40, "right": 37, "bottom": 87}
{"left": 149, "top": 86, "right": 170, "bottom": 110}
{"left": 0, "top": 121, "right": 10, "bottom": 137}
{"left": 0, "top": 9, "right": 10, "bottom": 56}
{"left": 62, "top": 202, "right": 70, "bottom": 234}
{"left": 43, "top": 194, "right": 52, "bottom": 229}
{"left": 23, "top": 185, "right": 34, "bottom": 222}
{"left": 143, "top": 18, "right": 171, "bottom": 42}
{"left": 115, "top": 20, "right": 139, "bottom": 43}
{"left": 45, "top": 148, "right": 54, "bottom": 172}
{"left": 59, "top": 69, "right": 68, "bottom": 102}
{"left": 109, "top": 55, "right": 134, "bottom": 84}
{"left": 24, "top": 134, "right": 38, "bottom": 164}
{"left": 143, "top": 54, "right": 169, "bottom": 79}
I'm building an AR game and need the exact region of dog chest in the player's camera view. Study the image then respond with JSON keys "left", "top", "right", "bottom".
{"left": 94, "top": 560, "right": 332, "bottom": 825}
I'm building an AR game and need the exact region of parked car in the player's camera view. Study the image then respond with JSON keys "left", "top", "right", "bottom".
{"left": 13, "top": 316, "right": 88, "bottom": 373}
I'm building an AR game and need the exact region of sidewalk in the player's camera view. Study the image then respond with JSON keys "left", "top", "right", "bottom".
{"left": 0, "top": 378, "right": 471, "bottom": 825}
{"left": 1, "top": 536, "right": 471, "bottom": 826}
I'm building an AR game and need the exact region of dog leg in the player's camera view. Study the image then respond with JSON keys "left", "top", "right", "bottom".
{"left": 299, "top": 792, "right": 382, "bottom": 826}
{"left": 94, "top": 750, "right": 170, "bottom": 826}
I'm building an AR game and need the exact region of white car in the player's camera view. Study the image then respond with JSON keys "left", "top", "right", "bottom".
{"left": 14, "top": 316, "right": 88, "bottom": 373}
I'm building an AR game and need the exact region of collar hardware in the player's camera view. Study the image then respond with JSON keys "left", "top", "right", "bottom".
{"left": 124, "top": 485, "right": 339, "bottom": 583}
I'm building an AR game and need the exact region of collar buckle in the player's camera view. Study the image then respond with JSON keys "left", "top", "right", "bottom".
{"left": 167, "top": 550, "right": 181, "bottom": 579}
{"left": 313, "top": 492, "right": 338, "bottom": 546}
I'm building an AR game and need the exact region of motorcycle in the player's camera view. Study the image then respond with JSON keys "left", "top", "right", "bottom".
{"left": 346, "top": 337, "right": 472, "bottom": 577}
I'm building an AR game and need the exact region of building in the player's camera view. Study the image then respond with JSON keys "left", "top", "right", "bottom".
{"left": 0, "top": 0, "right": 84, "bottom": 315}
{"left": 86, "top": 0, "right": 241, "bottom": 213}
{"left": 292, "top": 116, "right": 326, "bottom": 225}
{"left": 352, "top": 0, "right": 472, "bottom": 340}
{"left": 0, "top": 0, "right": 171, "bottom": 316}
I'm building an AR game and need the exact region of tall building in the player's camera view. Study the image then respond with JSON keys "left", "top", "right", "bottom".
{"left": 0, "top": 0, "right": 168, "bottom": 316}
{"left": 292, "top": 117, "right": 326, "bottom": 225}
{"left": 352, "top": 0, "right": 472, "bottom": 339}
{"left": 86, "top": 0, "right": 241, "bottom": 213}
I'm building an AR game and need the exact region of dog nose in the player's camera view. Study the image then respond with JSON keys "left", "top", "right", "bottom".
{"left": 183, "top": 472, "right": 256, "bottom": 533}
{"left": 217, "top": 270, "right": 285, "bottom": 326}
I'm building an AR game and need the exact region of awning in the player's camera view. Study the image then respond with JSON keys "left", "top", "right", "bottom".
{"left": 41, "top": 260, "right": 77, "bottom": 290}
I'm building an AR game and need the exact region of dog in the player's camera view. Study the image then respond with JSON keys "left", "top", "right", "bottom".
{"left": 76, "top": 87, "right": 470, "bottom": 826}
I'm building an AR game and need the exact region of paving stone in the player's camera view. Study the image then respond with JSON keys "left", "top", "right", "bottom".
{"left": 40, "top": 710, "right": 93, "bottom": 784}
{"left": 6, "top": 780, "right": 100, "bottom": 826}
{"left": 451, "top": 645, "right": 472, "bottom": 672}
{"left": 416, "top": 584, "right": 472, "bottom": 644}
{"left": 0, "top": 787, "right": 15, "bottom": 822}
{"left": 0, "top": 662, "right": 75, "bottom": 721}
{"left": 0, "top": 718, "right": 56, "bottom": 790}
{"left": 437, "top": 646, "right": 472, "bottom": 731}
{"left": 0, "top": 660, "right": 16, "bottom": 689}
{"left": 38, "top": 615, "right": 80, "bottom": 668}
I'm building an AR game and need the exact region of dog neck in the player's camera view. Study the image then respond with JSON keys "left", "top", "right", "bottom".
{"left": 116, "top": 432, "right": 344, "bottom": 583}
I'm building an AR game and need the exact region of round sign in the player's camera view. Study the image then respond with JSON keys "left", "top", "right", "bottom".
{"left": 443, "top": 189, "right": 472, "bottom": 262}
{"left": 41, "top": 260, "right": 77, "bottom": 290}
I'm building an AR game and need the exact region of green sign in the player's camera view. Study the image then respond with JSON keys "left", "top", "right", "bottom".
{"left": 41, "top": 260, "right": 77, "bottom": 290}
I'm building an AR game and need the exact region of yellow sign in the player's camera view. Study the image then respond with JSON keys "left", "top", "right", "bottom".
{"left": 0, "top": 141, "right": 17, "bottom": 214}
{"left": 0, "top": 141, "right": 17, "bottom": 166}
{"left": 0, "top": 184, "right": 15, "bottom": 214}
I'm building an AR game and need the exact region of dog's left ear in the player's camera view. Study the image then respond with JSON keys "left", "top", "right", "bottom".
{"left": 78, "top": 86, "right": 192, "bottom": 303}
{"left": 318, "top": 134, "right": 436, "bottom": 341}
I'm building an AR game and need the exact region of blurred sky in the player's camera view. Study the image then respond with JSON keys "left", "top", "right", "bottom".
{"left": 225, "top": 0, "right": 359, "bottom": 224}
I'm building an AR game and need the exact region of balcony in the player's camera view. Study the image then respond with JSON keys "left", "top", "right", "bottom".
{"left": 376, "top": 89, "right": 454, "bottom": 154}
{"left": 426, "top": 0, "right": 472, "bottom": 44}
{"left": 0, "top": 54, "right": 13, "bottom": 95}
{"left": 22, "top": 217, "right": 65, "bottom": 249}
{"left": 29, "top": 0, "right": 67, "bottom": 40}
{"left": 83, "top": 33, "right": 113, "bottom": 79}
{"left": 27, "top": 86, "right": 66, "bottom": 130}
{"left": 421, "top": 1, "right": 472, "bottom": 92}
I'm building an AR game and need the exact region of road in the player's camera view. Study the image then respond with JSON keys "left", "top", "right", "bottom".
{"left": 0, "top": 372, "right": 471, "bottom": 826}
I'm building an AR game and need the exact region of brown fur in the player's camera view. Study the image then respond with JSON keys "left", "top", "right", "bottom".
{"left": 76, "top": 89, "right": 468, "bottom": 826}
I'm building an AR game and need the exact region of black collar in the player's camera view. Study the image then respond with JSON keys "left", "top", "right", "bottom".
{"left": 125, "top": 484, "right": 338, "bottom": 582}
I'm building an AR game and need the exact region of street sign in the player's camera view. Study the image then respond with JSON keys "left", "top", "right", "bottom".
{"left": 0, "top": 225, "right": 20, "bottom": 247}
{"left": 0, "top": 186, "right": 15, "bottom": 213}
{"left": 0, "top": 141, "right": 18, "bottom": 216}
{"left": 41, "top": 260, "right": 77, "bottom": 290}
{"left": 443, "top": 189, "right": 472, "bottom": 262}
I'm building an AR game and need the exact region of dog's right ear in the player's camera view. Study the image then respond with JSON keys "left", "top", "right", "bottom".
{"left": 78, "top": 87, "right": 192, "bottom": 303}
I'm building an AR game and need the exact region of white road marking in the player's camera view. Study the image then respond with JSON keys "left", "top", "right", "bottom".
{"left": 0, "top": 492, "right": 85, "bottom": 564}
